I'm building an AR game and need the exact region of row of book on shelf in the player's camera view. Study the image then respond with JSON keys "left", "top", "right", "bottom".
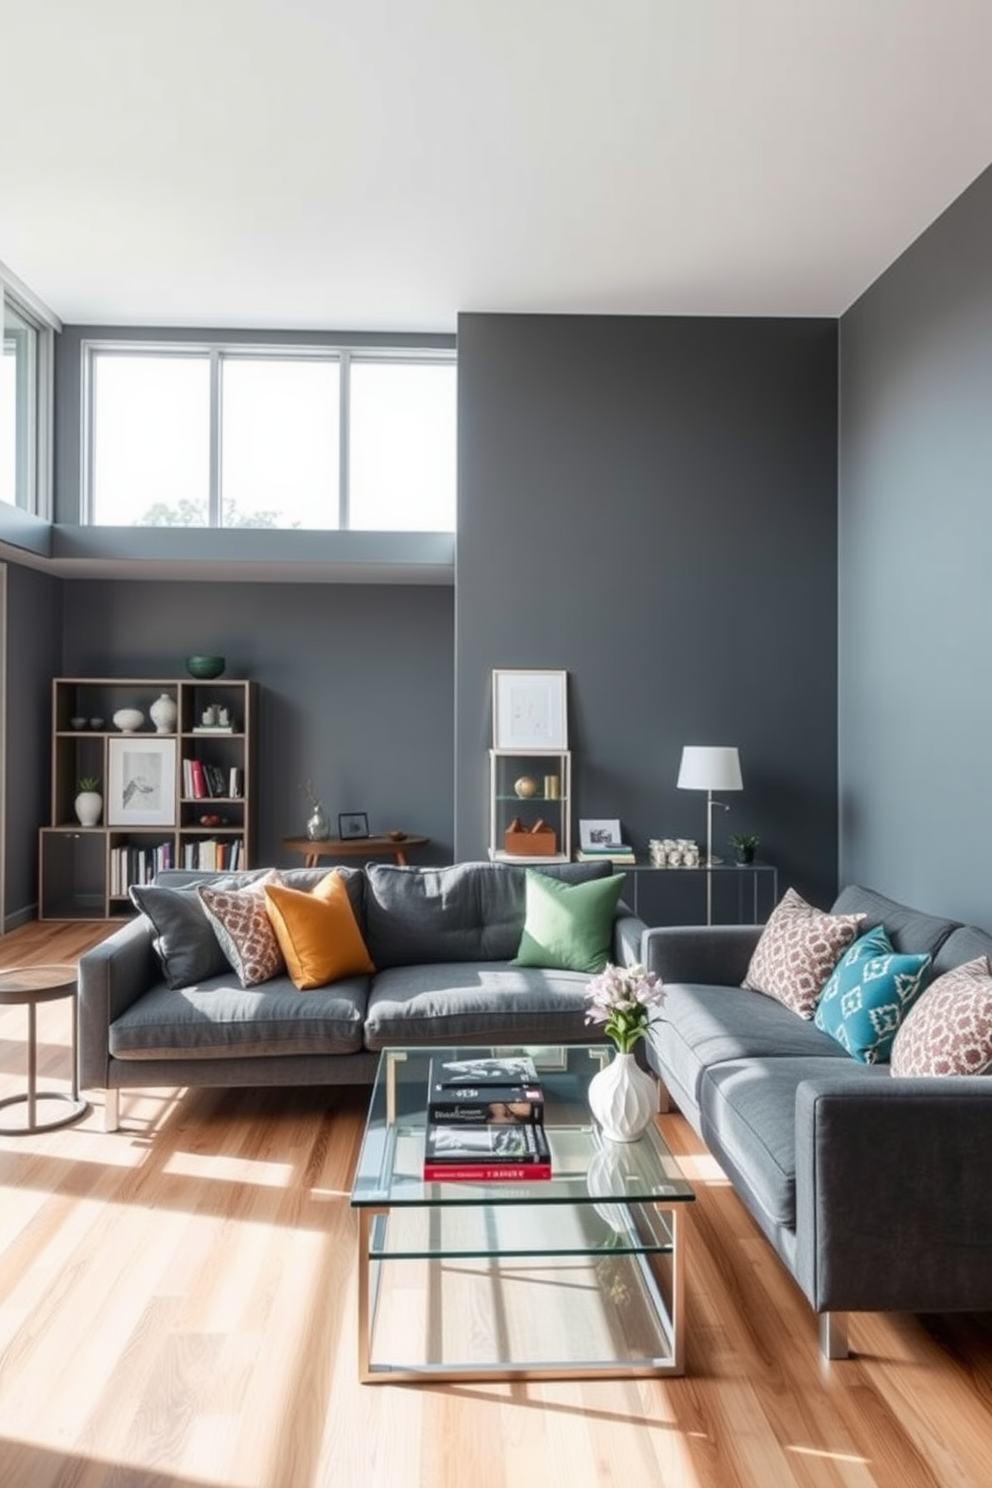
{"left": 182, "top": 758, "right": 243, "bottom": 800}
{"left": 110, "top": 841, "right": 175, "bottom": 896}
{"left": 182, "top": 838, "right": 244, "bottom": 872}
{"left": 111, "top": 837, "right": 244, "bottom": 894}
{"left": 423, "top": 1053, "right": 551, "bottom": 1182}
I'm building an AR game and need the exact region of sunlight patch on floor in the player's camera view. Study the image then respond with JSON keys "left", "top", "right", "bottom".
{"left": 788, "top": 1443, "right": 870, "bottom": 1464}
{"left": 164, "top": 1151, "right": 295, "bottom": 1186}
{"left": 672, "top": 1152, "right": 730, "bottom": 1184}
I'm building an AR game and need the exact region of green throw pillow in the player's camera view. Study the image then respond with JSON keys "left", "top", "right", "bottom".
{"left": 512, "top": 869, "right": 625, "bottom": 974}
{"left": 813, "top": 923, "right": 932, "bottom": 1064}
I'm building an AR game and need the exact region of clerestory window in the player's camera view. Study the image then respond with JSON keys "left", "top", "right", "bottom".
{"left": 83, "top": 341, "right": 457, "bottom": 531}
{"left": 2, "top": 290, "right": 53, "bottom": 515}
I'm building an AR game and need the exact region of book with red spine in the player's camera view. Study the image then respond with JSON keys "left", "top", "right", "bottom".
{"left": 423, "top": 1161, "right": 552, "bottom": 1183}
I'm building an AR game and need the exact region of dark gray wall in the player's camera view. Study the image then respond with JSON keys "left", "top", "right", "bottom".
{"left": 59, "top": 579, "right": 454, "bottom": 868}
{"left": 456, "top": 314, "right": 840, "bottom": 919}
{"left": 4, "top": 561, "right": 63, "bottom": 926}
{"left": 839, "top": 164, "right": 992, "bottom": 925}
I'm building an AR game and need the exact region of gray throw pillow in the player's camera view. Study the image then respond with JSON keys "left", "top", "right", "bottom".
{"left": 130, "top": 882, "right": 232, "bottom": 989}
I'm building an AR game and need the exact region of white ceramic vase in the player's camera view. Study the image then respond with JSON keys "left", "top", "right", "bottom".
{"left": 74, "top": 790, "right": 103, "bottom": 827}
{"left": 149, "top": 692, "right": 178, "bottom": 734}
{"left": 588, "top": 1051, "right": 656, "bottom": 1142}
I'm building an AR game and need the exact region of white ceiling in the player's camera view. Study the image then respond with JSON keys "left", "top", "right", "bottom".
{"left": 2, "top": 1, "right": 992, "bottom": 333}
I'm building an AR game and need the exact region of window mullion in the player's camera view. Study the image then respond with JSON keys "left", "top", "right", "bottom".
{"left": 339, "top": 350, "right": 350, "bottom": 530}
{"left": 209, "top": 349, "right": 222, "bottom": 526}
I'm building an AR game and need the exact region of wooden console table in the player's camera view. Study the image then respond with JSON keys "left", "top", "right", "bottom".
{"left": 283, "top": 834, "right": 428, "bottom": 869}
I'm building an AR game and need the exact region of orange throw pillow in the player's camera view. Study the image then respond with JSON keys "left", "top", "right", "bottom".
{"left": 264, "top": 870, "right": 375, "bottom": 990}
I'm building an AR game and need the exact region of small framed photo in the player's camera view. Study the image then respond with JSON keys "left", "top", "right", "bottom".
{"left": 579, "top": 818, "right": 623, "bottom": 849}
{"left": 338, "top": 812, "right": 370, "bottom": 840}
{"left": 107, "top": 737, "right": 177, "bottom": 827}
{"left": 493, "top": 669, "right": 568, "bottom": 750}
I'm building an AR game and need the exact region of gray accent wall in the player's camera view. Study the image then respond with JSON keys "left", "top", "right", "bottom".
{"left": 59, "top": 579, "right": 455, "bottom": 868}
{"left": 456, "top": 314, "right": 840, "bottom": 918}
{"left": 4, "top": 561, "right": 63, "bottom": 926}
{"left": 839, "top": 164, "right": 992, "bottom": 926}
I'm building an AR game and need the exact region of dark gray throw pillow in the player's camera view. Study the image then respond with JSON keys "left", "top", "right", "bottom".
{"left": 130, "top": 882, "right": 232, "bottom": 989}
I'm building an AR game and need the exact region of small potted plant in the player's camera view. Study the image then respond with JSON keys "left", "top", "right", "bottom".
{"left": 729, "top": 831, "right": 759, "bottom": 865}
{"left": 75, "top": 776, "right": 103, "bottom": 827}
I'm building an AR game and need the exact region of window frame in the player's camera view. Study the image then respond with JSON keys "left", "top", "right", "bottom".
{"left": 1, "top": 280, "right": 56, "bottom": 519}
{"left": 81, "top": 339, "right": 456, "bottom": 532}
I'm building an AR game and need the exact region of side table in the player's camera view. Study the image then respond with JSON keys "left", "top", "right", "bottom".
{"left": 0, "top": 964, "right": 89, "bottom": 1134}
{"left": 283, "top": 833, "right": 428, "bottom": 869}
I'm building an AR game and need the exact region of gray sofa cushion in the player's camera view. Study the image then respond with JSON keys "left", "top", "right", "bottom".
{"left": 932, "top": 924, "right": 992, "bottom": 978}
{"left": 831, "top": 885, "right": 960, "bottom": 960}
{"left": 698, "top": 1056, "right": 886, "bottom": 1232}
{"left": 363, "top": 860, "right": 612, "bottom": 969}
{"left": 646, "top": 982, "right": 846, "bottom": 1110}
{"left": 109, "top": 971, "right": 370, "bottom": 1059}
{"left": 363, "top": 960, "right": 597, "bottom": 1048}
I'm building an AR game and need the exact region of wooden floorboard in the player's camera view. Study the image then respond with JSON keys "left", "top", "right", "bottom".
{"left": 1, "top": 920, "right": 990, "bottom": 1487}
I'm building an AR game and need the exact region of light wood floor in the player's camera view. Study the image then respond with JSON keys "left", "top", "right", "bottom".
{"left": 1, "top": 919, "right": 991, "bottom": 1488}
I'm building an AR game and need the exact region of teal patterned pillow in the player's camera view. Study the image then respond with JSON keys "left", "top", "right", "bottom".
{"left": 814, "top": 924, "right": 932, "bottom": 1064}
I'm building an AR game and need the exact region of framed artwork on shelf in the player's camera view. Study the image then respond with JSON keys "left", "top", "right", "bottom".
{"left": 338, "top": 812, "right": 370, "bottom": 840}
{"left": 579, "top": 818, "right": 623, "bottom": 849}
{"left": 492, "top": 669, "right": 568, "bottom": 750}
{"left": 107, "top": 737, "right": 178, "bottom": 827}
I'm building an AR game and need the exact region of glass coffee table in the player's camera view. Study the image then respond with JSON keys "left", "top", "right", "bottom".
{"left": 350, "top": 1044, "right": 695, "bottom": 1383}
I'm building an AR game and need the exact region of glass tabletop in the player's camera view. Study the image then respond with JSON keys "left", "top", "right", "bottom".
{"left": 350, "top": 1044, "right": 695, "bottom": 1209}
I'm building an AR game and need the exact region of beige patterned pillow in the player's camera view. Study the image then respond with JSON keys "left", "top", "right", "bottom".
{"left": 890, "top": 956, "right": 992, "bottom": 1077}
{"left": 198, "top": 870, "right": 284, "bottom": 987}
{"left": 742, "top": 886, "right": 865, "bottom": 1019}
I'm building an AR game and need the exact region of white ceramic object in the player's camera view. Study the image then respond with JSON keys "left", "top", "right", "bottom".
{"left": 149, "top": 692, "right": 178, "bottom": 734}
{"left": 112, "top": 707, "right": 145, "bottom": 733}
{"left": 74, "top": 790, "right": 103, "bottom": 827}
{"left": 587, "top": 1051, "right": 656, "bottom": 1142}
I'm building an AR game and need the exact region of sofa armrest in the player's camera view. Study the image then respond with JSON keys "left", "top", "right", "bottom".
{"left": 78, "top": 917, "right": 161, "bottom": 1088}
{"left": 795, "top": 1074, "right": 992, "bottom": 1314}
{"left": 613, "top": 909, "right": 648, "bottom": 967}
{"left": 640, "top": 924, "right": 763, "bottom": 985}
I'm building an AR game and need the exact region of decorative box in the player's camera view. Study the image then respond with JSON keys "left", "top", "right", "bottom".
{"left": 504, "top": 817, "right": 558, "bottom": 856}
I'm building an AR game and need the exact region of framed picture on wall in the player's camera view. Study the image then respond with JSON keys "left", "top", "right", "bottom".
{"left": 107, "top": 737, "right": 177, "bottom": 827}
{"left": 492, "top": 669, "right": 568, "bottom": 750}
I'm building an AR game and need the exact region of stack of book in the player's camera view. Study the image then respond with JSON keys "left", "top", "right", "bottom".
{"left": 576, "top": 840, "right": 636, "bottom": 864}
{"left": 423, "top": 1054, "right": 552, "bottom": 1182}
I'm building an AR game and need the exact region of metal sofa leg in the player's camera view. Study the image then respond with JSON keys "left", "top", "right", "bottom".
{"left": 104, "top": 1088, "right": 120, "bottom": 1133}
{"left": 819, "top": 1311, "right": 849, "bottom": 1360}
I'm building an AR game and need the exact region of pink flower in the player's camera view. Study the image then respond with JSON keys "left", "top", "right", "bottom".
{"left": 584, "top": 963, "right": 664, "bottom": 1053}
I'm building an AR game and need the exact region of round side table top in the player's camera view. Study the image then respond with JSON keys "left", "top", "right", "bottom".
{"left": 0, "top": 964, "right": 78, "bottom": 1005}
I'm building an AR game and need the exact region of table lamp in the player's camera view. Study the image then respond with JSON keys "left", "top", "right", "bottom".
{"left": 677, "top": 746, "right": 743, "bottom": 923}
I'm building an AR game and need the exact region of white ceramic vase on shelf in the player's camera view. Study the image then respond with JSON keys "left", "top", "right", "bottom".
{"left": 74, "top": 790, "right": 103, "bottom": 827}
{"left": 588, "top": 1051, "right": 656, "bottom": 1142}
{"left": 149, "top": 692, "right": 178, "bottom": 734}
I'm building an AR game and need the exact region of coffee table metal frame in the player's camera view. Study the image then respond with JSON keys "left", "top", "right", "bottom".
{"left": 0, "top": 964, "right": 89, "bottom": 1134}
{"left": 350, "top": 1043, "right": 695, "bottom": 1383}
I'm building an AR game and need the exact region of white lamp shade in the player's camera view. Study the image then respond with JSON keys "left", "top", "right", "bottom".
{"left": 677, "top": 746, "right": 743, "bottom": 792}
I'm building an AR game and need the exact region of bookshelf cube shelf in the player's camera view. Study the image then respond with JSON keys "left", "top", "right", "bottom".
{"left": 40, "top": 676, "right": 258, "bottom": 920}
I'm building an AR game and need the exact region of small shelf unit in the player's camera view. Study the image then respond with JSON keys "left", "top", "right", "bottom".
{"left": 488, "top": 748, "right": 572, "bottom": 864}
{"left": 40, "top": 676, "right": 258, "bottom": 920}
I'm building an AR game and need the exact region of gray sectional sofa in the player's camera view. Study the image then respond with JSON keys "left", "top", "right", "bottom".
{"left": 642, "top": 883, "right": 992, "bottom": 1359}
{"left": 78, "top": 860, "right": 645, "bottom": 1132}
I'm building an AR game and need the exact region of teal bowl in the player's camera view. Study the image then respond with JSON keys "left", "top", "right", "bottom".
{"left": 185, "top": 655, "right": 226, "bottom": 680}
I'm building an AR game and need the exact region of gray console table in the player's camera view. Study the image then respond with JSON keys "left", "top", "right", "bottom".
{"left": 618, "top": 860, "right": 778, "bottom": 925}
